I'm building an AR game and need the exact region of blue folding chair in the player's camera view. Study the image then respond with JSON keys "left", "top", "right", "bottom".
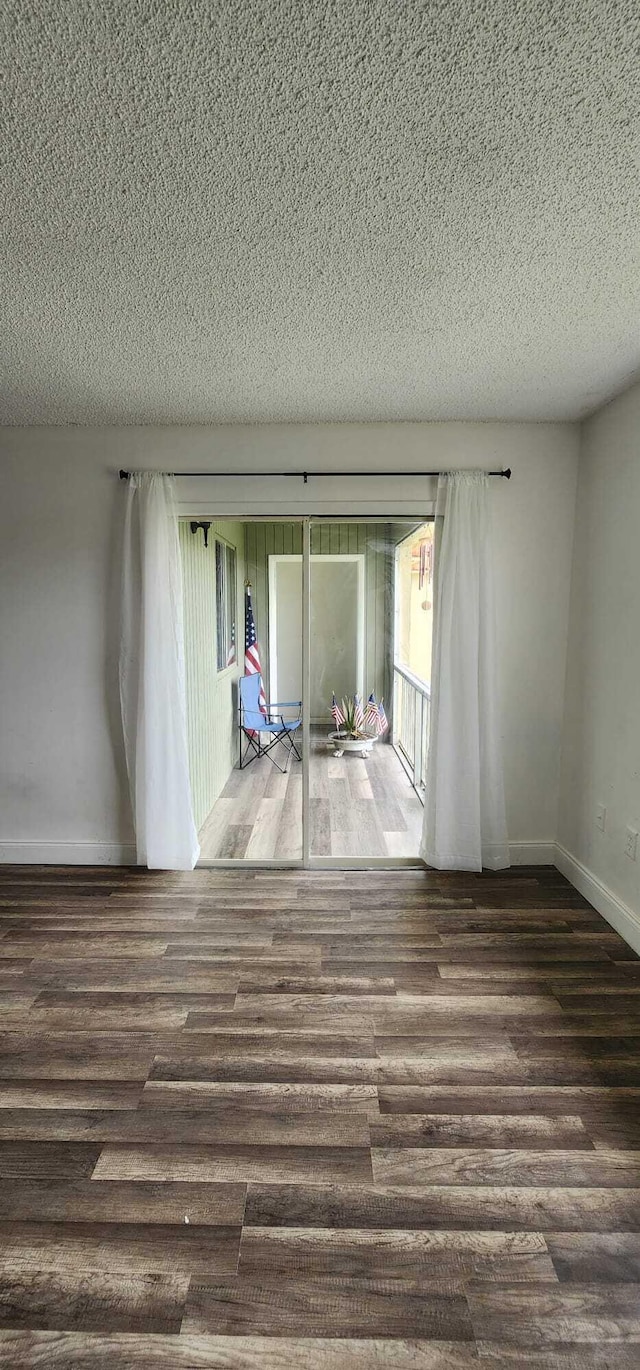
{"left": 239, "top": 675, "right": 302, "bottom": 772}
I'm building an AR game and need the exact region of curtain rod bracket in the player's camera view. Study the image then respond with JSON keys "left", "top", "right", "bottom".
{"left": 189, "top": 520, "right": 211, "bottom": 548}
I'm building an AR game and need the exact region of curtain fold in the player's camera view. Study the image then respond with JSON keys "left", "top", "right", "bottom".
{"left": 420, "top": 470, "right": 509, "bottom": 872}
{"left": 119, "top": 472, "right": 200, "bottom": 870}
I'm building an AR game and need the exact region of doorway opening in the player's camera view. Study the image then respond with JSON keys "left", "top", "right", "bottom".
{"left": 180, "top": 517, "right": 432, "bottom": 866}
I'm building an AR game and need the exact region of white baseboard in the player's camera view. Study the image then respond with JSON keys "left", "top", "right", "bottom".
{"left": 0, "top": 838, "right": 555, "bottom": 869}
{"left": 0, "top": 842, "right": 137, "bottom": 866}
{"left": 508, "top": 841, "right": 556, "bottom": 865}
{"left": 555, "top": 843, "right": 640, "bottom": 956}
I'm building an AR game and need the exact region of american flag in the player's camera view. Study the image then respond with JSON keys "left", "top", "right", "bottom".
{"left": 377, "top": 698, "right": 388, "bottom": 735}
{"left": 354, "top": 693, "right": 365, "bottom": 731}
{"left": 226, "top": 619, "right": 236, "bottom": 668}
{"left": 331, "top": 693, "right": 344, "bottom": 729}
{"left": 245, "top": 586, "right": 267, "bottom": 717}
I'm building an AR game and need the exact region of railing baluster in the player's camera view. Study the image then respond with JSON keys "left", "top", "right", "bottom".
{"left": 392, "top": 663, "right": 430, "bottom": 800}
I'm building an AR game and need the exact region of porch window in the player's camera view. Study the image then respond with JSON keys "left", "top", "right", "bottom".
{"left": 215, "top": 538, "right": 237, "bottom": 671}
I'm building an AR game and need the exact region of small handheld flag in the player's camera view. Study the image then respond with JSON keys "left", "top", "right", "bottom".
{"left": 377, "top": 698, "right": 388, "bottom": 735}
{"left": 354, "top": 693, "right": 365, "bottom": 730}
{"left": 331, "top": 693, "right": 345, "bottom": 729}
{"left": 364, "top": 692, "right": 379, "bottom": 733}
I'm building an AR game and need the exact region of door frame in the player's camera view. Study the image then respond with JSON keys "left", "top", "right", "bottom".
{"left": 182, "top": 514, "right": 431, "bottom": 870}
{"left": 268, "top": 552, "right": 365, "bottom": 720}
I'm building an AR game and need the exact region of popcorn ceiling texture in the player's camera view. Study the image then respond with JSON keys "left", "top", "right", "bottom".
{"left": 1, "top": 0, "right": 639, "bottom": 425}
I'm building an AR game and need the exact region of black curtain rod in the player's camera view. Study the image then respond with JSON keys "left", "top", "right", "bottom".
{"left": 119, "top": 467, "right": 511, "bottom": 483}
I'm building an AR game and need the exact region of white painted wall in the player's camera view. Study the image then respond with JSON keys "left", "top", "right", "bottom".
{"left": 0, "top": 421, "right": 579, "bottom": 862}
{"left": 557, "top": 380, "right": 640, "bottom": 944}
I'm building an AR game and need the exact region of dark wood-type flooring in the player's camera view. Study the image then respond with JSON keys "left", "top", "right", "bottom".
{"left": 0, "top": 864, "right": 639, "bottom": 1366}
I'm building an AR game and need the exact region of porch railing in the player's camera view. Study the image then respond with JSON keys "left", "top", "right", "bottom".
{"left": 392, "top": 663, "right": 430, "bottom": 796}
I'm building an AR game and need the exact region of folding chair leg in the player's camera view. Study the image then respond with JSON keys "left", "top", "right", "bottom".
{"left": 288, "top": 736, "right": 302, "bottom": 764}
{"left": 279, "top": 731, "right": 302, "bottom": 766}
{"left": 239, "top": 732, "right": 262, "bottom": 769}
{"left": 239, "top": 725, "right": 301, "bottom": 773}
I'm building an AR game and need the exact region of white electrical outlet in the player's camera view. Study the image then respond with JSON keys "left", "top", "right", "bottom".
{"left": 596, "top": 805, "right": 606, "bottom": 831}
{"left": 625, "top": 827, "right": 638, "bottom": 861}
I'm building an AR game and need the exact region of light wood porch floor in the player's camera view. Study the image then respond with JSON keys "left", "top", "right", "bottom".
{"left": 198, "top": 731, "right": 424, "bottom": 860}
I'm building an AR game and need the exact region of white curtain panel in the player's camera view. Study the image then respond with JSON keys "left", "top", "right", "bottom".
{"left": 420, "top": 470, "right": 509, "bottom": 872}
{"left": 120, "top": 472, "right": 200, "bottom": 870}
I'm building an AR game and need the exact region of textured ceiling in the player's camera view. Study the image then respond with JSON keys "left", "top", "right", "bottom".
{"left": 1, "top": 1, "right": 640, "bottom": 425}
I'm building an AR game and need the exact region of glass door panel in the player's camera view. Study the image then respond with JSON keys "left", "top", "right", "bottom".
{"left": 185, "top": 518, "right": 303, "bottom": 862}
{"left": 308, "top": 519, "right": 432, "bottom": 861}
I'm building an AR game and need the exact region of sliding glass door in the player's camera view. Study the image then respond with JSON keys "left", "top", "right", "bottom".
{"left": 184, "top": 515, "right": 431, "bottom": 866}
{"left": 182, "top": 519, "right": 303, "bottom": 862}
{"left": 308, "top": 520, "right": 431, "bottom": 863}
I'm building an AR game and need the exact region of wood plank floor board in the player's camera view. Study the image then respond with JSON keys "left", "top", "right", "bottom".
{"left": 0, "top": 862, "right": 638, "bottom": 1354}
{"left": 149, "top": 1054, "right": 533, "bottom": 1087}
{"left": 375, "top": 974, "right": 553, "bottom": 996}
{"left": 0, "top": 1266, "right": 190, "bottom": 1334}
{"left": 476, "top": 1345, "right": 640, "bottom": 1365}
{"left": 370, "top": 1113, "right": 593, "bottom": 1150}
{"left": 0, "top": 1106, "right": 371, "bottom": 1148}
{"left": 183, "top": 1273, "right": 474, "bottom": 1339}
{"left": 0, "top": 1081, "right": 144, "bottom": 1110}
{"left": 235, "top": 992, "right": 565, "bottom": 1018}
{"left": 509, "top": 1034, "right": 640, "bottom": 1060}
{"left": 0, "top": 918, "right": 238, "bottom": 933}
{"left": 155, "top": 1030, "right": 377, "bottom": 1057}
{"left": 0, "top": 1141, "right": 101, "bottom": 1179}
{"left": 377, "top": 1084, "right": 640, "bottom": 1116}
{"left": 582, "top": 1113, "right": 640, "bottom": 1150}
{"left": 372, "top": 1035, "right": 521, "bottom": 1062}
{"left": 177, "top": 1008, "right": 376, "bottom": 1034}
{"left": 140, "top": 1081, "right": 381, "bottom": 1114}
{"left": 0, "top": 1180, "right": 246, "bottom": 1226}
{"left": 440, "top": 962, "right": 635, "bottom": 980}
{"left": 0, "top": 1032, "right": 167, "bottom": 1081}
{"left": 371, "top": 1147, "right": 640, "bottom": 1188}
{"left": 244, "top": 1181, "right": 640, "bottom": 1231}
{"left": 235, "top": 975, "right": 397, "bottom": 994}
{"left": 0, "top": 937, "right": 170, "bottom": 958}
{"left": 467, "top": 1282, "right": 640, "bottom": 1347}
{"left": 0, "top": 992, "right": 38, "bottom": 1023}
{"left": 555, "top": 995, "right": 640, "bottom": 1016}
{"left": 276, "top": 933, "right": 447, "bottom": 947}
{"left": 546, "top": 1233, "right": 640, "bottom": 1283}
{"left": 439, "top": 932, "right": 629, "bottom": 950}
{"left": 0, "top": 1332, "right": 485, "bottom": 1367}
{"left": 93, "top": 1143, "right": 375, "bottom": 1186}
{"left": 0, "top": 1220, "right": 242, "bottom": 1280}
{"left": 238, "top": 1227, "right": 556, "bottom": 1283}
{"left": 25, "top": 959, "right": 242, "bottom": 993}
